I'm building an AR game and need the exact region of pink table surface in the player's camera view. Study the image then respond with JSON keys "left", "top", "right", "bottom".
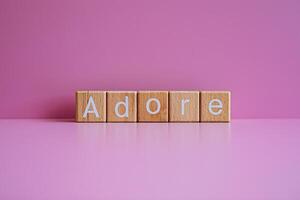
{"left": 0, "top": 119, "right": 300, "bottom": 199}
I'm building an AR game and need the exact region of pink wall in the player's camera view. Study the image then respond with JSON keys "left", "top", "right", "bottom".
{"left": 0, "top": 0, "right": 300, "bottom": 118}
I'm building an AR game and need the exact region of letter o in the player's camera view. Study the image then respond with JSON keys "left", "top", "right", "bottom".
{"left": 146, "top": 98, "right": 161, "bottom": 115}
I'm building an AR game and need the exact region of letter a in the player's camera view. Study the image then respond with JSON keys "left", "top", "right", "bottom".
{"left": 83, "top": 96, "right": 100, "bottom": 118}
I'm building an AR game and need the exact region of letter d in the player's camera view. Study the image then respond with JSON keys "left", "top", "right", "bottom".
{"left": 115, "top": 96, "right": 129, "bottom": 118}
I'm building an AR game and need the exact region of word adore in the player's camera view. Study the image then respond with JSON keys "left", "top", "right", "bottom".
{"left": 76, "top": 91, "right": 230, "bottom": 123}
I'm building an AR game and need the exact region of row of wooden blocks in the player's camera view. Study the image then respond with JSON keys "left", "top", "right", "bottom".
{"left": 76, "top": 91, "right": 230, "bottom": 122}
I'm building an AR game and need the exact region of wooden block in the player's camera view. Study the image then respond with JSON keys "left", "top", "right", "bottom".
{"left": 107, "top": 91, "right": 137, "bottom": 122}
{"left": 138, "top": 91, "right": 168, "bottom": 122}
{"left": 200, "top": 91, "right": 230, "bottom": 122}
{"left": 169, "top": 91, "right": 199, "bottom": 122}
{"left": 76, "top": 91, "right": 106, "bottom": 122}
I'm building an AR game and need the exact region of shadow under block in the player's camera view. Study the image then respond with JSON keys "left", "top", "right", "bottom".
{"left": 107, "top": 91, "right": 137, "bottom": 122}
{"left": 200, "top": 91, "right": 230, "bottom": 122}
{"left": 138, "top": 91, "right": 168, "bottom": 122}
{"left": 169, "top": 91, "right": 200, "bottom": 122}
{"left": 76, "top": 91, "right": 106, "bottom": 122}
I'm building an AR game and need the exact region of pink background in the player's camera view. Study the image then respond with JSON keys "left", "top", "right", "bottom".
{"left": 1, "top": 119, "right": 300, "bottom": 199}
{"left": 0, "top": 0, "right": 299, "bottom": 119}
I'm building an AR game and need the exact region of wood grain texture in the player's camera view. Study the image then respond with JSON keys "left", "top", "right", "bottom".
{"left": 76, "top": 91, "right": 106, "bottom": 122}
{"left": 107, "top": 91, "right": 137, "bottom": 122}
{"left": 138, "top": 91, "right": 168, "bottom": 122}
{"left": 169, "top": 91, "right": 199, "bottom": 122}
{"left": 200, "top": 91, "right": 230, "bottom": 122}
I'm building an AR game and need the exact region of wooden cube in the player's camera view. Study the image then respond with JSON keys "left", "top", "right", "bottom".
{"left": 76, "top": 91, "right": 106, "bottom": 122}
{"left": 107, "top": 91, "right": 137, "bottom": 122}
{"left": 200, "top": 91, "right": 230, "bottom": 122}
{"left": 169, "top": 91, "right": 199, "bottom": 122}
{"left": 138, "top": 91, "right": 168, "bottom": 122}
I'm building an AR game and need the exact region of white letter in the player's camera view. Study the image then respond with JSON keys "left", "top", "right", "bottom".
{"left": 208, "top": 99, "right": 223, "bottom": 116}
{"left": 146, "top": 98, "right": 161, "bottom": 115}
{"left": 83, "top": 96, "right": 100, "bottom": 118}
{"left": 115, "top": 96, "right": 129, "bottom": 118}
{"left": 181, "top": 99, "right": 190, "bottom": 115}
